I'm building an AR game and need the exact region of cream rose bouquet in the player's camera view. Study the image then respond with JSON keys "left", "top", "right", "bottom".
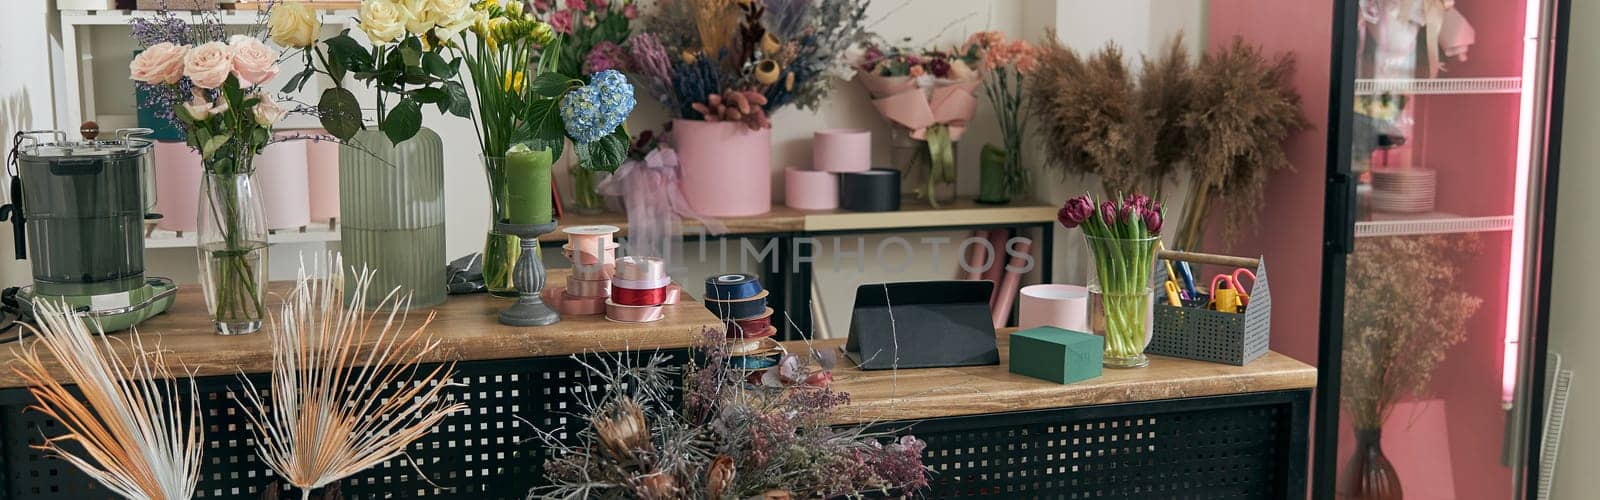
{"left": 274, "top": 0, "right": 474, "bottom": 143}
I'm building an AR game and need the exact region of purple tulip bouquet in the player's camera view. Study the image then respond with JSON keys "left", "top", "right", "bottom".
{"left": 1058, "top": 193, "right": 1164, "bottom": 368}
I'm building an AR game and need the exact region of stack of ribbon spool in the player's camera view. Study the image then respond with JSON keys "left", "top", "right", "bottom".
{"left": 605, "top": 256, "right": 676, "bottom": 322}
{"left": 704, "top": 274, "right": 781, "bottom": 370}
{"left": 544, "top": 225, "right": 620, "bottom": 316}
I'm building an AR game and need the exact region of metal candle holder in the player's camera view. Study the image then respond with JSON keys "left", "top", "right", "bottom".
{"left": 494, "top": 221, "right": 561, "bottom": 327}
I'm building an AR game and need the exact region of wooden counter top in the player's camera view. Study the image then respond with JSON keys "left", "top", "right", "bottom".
{"left": 793, "top": 330, "right": 1317, "bottom": 425}
{"left": 541, "top": 198, "right": 1058, "bottom": 242}
{"left": 0, "top": 268, "right": 720, "bottom": 389}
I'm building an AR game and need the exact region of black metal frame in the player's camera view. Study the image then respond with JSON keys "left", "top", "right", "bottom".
{"left": 864, "top": 389, "right": 1311, "bottom": 499}
{"left": 1316, "top": 0, "right": 1571, "bottom": 496}
{"left": 544, "top": 221, "right": 1056, "bottom": 340}
{"left": 0, "top": 349, "right": 690, "bottom": 500}
{"left": 1521, "top": 0, "right": 1571, "bottom": 496}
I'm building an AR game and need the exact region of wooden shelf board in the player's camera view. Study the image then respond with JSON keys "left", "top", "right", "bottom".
{"left": 542, "top": 198, "right": 1056, "bottom": 242}
{"left": 0, "top": 268, "right": 720, "bottom": 389}
{"left": 789, "top": 330, "right": 1317, "bottom": 425}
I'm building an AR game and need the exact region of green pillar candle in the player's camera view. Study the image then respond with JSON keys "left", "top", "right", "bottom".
{"left": 506, "top": 144, "right": 554, "bottom": 224}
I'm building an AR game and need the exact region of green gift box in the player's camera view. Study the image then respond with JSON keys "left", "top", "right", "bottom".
{"left": 1009, "top": 326, "right": 1103, "bottom": 384}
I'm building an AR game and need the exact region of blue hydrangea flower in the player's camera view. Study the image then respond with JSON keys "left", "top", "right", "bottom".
{"left": 561, "top": 69, "right": 636, "bottom": 144}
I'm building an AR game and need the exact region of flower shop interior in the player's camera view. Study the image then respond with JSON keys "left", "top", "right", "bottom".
{"left": 0, "top": 0, "right": 1595, "bottom": 498}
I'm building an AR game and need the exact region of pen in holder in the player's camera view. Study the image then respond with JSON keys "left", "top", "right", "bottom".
{"left": 495, "top": 220, "right": 561, "bottom": 327}
{"left": 1150, "top": 250, "right": 1270, "bottom": 366}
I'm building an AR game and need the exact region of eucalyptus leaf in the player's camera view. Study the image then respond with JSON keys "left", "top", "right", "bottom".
{"left": 317, "top": 87, "right": 362, "bottom": 140}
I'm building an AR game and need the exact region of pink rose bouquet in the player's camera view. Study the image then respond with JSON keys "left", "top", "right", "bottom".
{"left": 129, "top": 33, "right": 287, "bottom": 175}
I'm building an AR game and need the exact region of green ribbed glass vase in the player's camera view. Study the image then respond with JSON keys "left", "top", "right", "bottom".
{"left": 339, "top": 128, "right": 447, "bottom": 309}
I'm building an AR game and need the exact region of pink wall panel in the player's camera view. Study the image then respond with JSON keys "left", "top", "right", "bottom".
{"left": 1205, "top": 0, "right": 1332, "bottom": 366}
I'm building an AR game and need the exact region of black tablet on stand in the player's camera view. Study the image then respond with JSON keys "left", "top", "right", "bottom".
{"left": 844, "top": 280, "right": 999, "bottom": 370}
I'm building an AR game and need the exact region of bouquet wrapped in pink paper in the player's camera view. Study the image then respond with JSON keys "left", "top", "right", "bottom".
{"left": 850, "top": 43, "right": 982, "bottom": 208}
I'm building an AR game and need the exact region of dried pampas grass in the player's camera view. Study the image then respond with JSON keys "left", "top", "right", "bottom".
{"left": 1028, "top": 30, "right": 1143, "bottom": 197}
{"left": 236, "top": 255, "right": 465, "bottom": 499}
{"left": 12, "top": 300, "right": 203, "bottom": 500}
{"left": 1175, "top": 36, "right": 1309, "bottom": 249}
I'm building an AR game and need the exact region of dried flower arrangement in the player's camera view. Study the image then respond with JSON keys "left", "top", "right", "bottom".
{"left": 1028, "top": 33, "right": 1307, "bottom": 250}
{"left": 12, "top": 300, "right": 204, "bottom": 500}
{"left": 532, "top": 329, "right": 929, "bottom": 498}
{"left": 1341, "top": 235, "right": 1482, "bottom": 431}
{"left": 627, "top": 0, "right": 872, "bottom": 130}
{"left": 1175, "top": 37, "right": 1310, "bottom": 249}
{"left": 237, "top": 256, "right": 467, "bottom": 499}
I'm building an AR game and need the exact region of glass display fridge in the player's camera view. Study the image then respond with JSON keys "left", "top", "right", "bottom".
{"left": 1210, "top": 0, "right": 1569, "bottom": 497}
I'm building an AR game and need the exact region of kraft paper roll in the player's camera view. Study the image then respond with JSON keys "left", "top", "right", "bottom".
{"left": 675, "top": 119, "right": 772, "bottom": 217}
{"left": 839, "top": 169, "right": 901, "bottom": 212}
{"left": 1019, "top": 284, "right": 1090, "bottom": 332}
{"left": 812, "top": 128, "right": 871, "bottom": 172}
{"left": 991, "top": 238, "right": 1033, "bottom": 328}
{"left": 305, "top": 132, "right": 340, "bottom": 222}
{"left": 785, "top": 168, "right": 839, "bottom": 211}
{"left": 153, "top": 141, "right": 202, "bottom": 232}
{"left": 257, "top": 138, "right": 311, "bottom": 230}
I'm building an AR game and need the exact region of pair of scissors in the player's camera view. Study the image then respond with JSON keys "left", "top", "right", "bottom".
{"left": 1208, "top": 268, "right": 1256, "bottom": 312}
{"left": 1164, "top": 281, "right": 1183, "bottom": 307}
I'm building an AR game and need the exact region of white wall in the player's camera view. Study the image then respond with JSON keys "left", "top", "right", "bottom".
{"left": 1545, "top": 0, "right": 1600, "bottom": 495}
{"left": 0, "top": 0, "right": 58, "bottom": 287}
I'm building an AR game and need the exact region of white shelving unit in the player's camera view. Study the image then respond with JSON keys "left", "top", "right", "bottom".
{"left": 56, "top": 8, "right": 356, "bottom": 252}
{"left": 1355, "top": 212, "right": 1515, "bottom": 238}
{"left": 1355, "top": 76, "right": 1522, "bottom": 96}
{"left": 145, "top": 224, "right": 341, "bottom": 249}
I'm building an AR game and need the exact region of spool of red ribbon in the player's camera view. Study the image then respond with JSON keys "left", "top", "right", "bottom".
{"left": 613, "top": 285, "right": 668, "bottom": 306}
{"left": 726, "top": 307, "right": 774, "bottom": 338}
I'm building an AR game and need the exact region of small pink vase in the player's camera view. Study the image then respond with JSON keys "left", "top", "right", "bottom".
{"left": 675, "top": 119, "right": 772, "bottom": 217}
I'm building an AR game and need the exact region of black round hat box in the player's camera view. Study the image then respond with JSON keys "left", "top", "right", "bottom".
{"left": 839, "top": 168, "right": 901, "bottom": 212}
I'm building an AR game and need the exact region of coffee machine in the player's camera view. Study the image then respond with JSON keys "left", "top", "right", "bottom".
{"left": 4, "top": 129, "right": 176, "bottom": 331}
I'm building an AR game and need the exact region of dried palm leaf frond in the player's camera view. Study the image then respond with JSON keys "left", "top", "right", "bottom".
{"left": 12, "top": 300, "right": 203, "bottom": 500}
{"left": 236, "top": 255, "right": 465, "bottom": 499}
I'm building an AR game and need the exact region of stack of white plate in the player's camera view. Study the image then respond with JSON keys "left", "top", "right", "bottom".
{"left": 1371, "top": 168, "right": 1436, "bottom": 214}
